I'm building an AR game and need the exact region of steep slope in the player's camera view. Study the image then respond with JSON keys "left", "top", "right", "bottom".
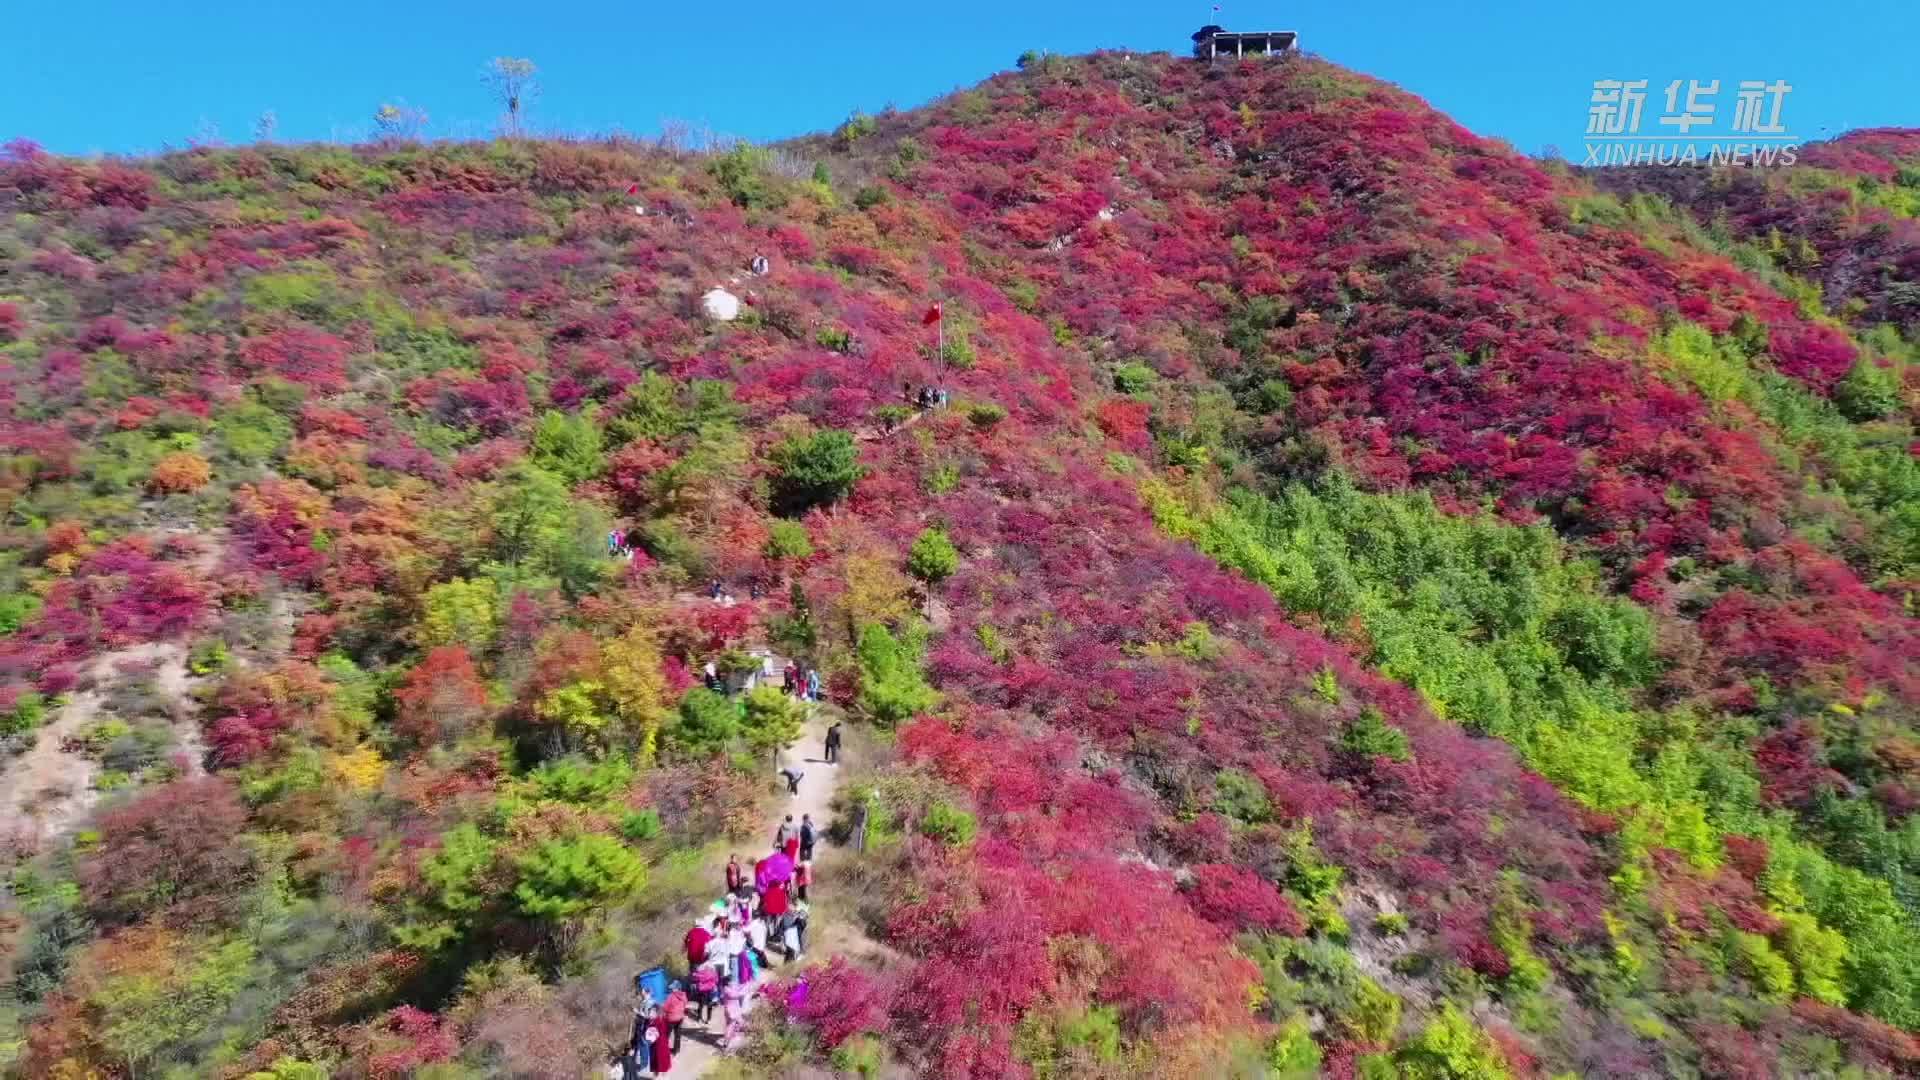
{"left": 0, "top": 49, "right": 1914, "bottom": 1080}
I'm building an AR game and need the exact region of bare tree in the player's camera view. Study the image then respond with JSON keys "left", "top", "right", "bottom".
{"left": 482, "top": 57, "right": 538, "bottom": 138}
{"left": 253, "top": 110, "right": 278, "bottom": 143}
{"left": 373, "top": 100, "right": 430, "bottom": 140}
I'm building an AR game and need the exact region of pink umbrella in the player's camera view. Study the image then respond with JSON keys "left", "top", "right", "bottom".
{"left": 756, "top": 851, "right": 794, "bottom": 891}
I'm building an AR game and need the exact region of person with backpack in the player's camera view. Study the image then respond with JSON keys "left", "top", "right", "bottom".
{"left": 662, "top": 982, "right": 689, "bottom": 1054}
{"left": 793, "top": 859, "right": 812, "bottom": 903}
{"left": 799, "top": 814, "right": 816, "bottom": 861}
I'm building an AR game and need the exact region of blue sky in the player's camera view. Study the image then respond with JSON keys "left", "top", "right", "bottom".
{"left": 7, "top": 1, "right": 1914, "bottom": 157}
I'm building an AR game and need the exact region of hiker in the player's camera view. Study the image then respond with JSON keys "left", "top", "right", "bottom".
{"left": 684, "top": 919, "right": 713, "bottom": 968}
{"left": 608, "top": 528, "right": 622, "bottom": 557}
{"left": 704, "top": 660, "right": 724, "bottom": 694}
{"left": 761, "top": 877, "right": 790, "bottom": 923}
{"left": 799, "top": 814, "right": 816, "bottom": 861}
{"left": 709, "top": 578, "right": 723, "bottom": 601}
{"left": 782, "top": 908, "right": 804, "bottom": 963}
{"left": 747, "top": 915, "right": 771, "bottom": 968}
{"left": 794, "top": 859, "right": 812, "bottom": 903}
{"left": 780, "top": 765, "right": 804, "bottom": 796}
{"left": 824, "top": 720, "right": 842, "bottom": 763}
{"left": 721, "top": 973, "right": 749, "bottom": 1049}
{"left": 774, "top": 815, "right": 794, "bottom": 849}
{"left": 725, "top": 854, "right": 746, "bottom": 896}
{"left": 782, "top": 663, "right": 798, "bottom": 695}
{"left": 662, "top": 981, "right": 689, "bottom": 1054}
{"left": 628, "top": 1006, "right": 656, "bottom": 1079}
{"left": 903, "top": 380, "right": 914, "bottom": 405}
{"left": 648, "top": 1009, "right": 674, "bottom": 1075}
{"left": 791, "top": 901, "right": 810, "bottom": 956}
{"left": 806, "top": 668, "right": 821, "bottom": 702}
{"left": 690, "top": 960, "right": 720, "bottom": 1025}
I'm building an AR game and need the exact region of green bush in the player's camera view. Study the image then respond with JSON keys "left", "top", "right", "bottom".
{"left": 1113, "top": 361, "right": 1156, "bottom": 395}
{"left": 1834, "top": 356, "right": 1902, "bottom": 420}
{"left": 907, "top": 526, "right": 959, "bottom": 582}
{"left": 919, "top": 800, "right": 977, "bottom": 846}
{"left": 664, "top": 688, "right": 739, "bottom": 758}
{"left": 528, "top": 408, "right": 604, "bottom": 485}
{"left": 618, "top": 808, "right": 663, "bottom": 842}
{"left": 1339, "top": 707, "right": 1413, "bottom": 763}
{"left": 769, "top": 429, "right": 864, "bottom": 515}
{"left": 1393, "top": 1004, "right": 1509, "bottom": 1079}
{"left": 854, "top": 622, "right": 938, "bottom": 726}
{"left": 1213, "top": 767, "right": 1271, "bottom": 824}
{"left": 763, "top": 519, "right": 814, "bottom": 561}
{"left": 708, "top": 144, "right": 783, "bottom": 209}
{"left": 966, "top": 402, "right": 1007, "bottom": 429}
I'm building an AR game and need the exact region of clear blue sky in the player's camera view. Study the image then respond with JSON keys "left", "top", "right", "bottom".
{"left": 7, "top": 1, "right": 1914, "bottom": 157}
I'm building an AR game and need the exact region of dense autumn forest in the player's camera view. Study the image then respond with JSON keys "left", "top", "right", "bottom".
{"left": 0, "top": 47, "right": 1917, "bottom": 1079}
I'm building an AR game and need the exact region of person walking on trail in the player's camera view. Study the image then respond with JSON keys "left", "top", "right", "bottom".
{"left": 824, "top": 720, "right": 842, "bottom": 764}
{"left": 774, "top": 816, "right": 794, "bottom": 849}
{"left": 690, "top": 962, "right": 719, "bottom": 1025}
{"left": 782, "top": 663, "right": 798, "bottom": 695}
{"left": 761, "top": 877, "right": 789, "bottom": 923}
{"left": 806, "top": 668, "right": 821, "bottom": 702}
{"left": 724, "top": 854, "right": 745, "bottom": 897}
{"left": 780, "top": 765, "right": 804, "bottom": 796}
{"left": 662, "top": 982, "right": 689, "bottom": 1054}
{"left": 747, "top": 915, "right": 771, "bottom": 969}
{"left": 783, "top": 822, "right": 802, "bottom": 860}
{"left": 799, "top": 814, "right": 816, "bottom": 861}
{"left": 684, "top": 919, "right": 713, "bottom": 969}
{"left": 720, "top": 973, "right": 749, "bottom": 1049}
{"left": 627, "top": 1006, "right": 655, "bottom": 1079}
{"left": 649, "top": 1010, "right": 673, "bottom": 1075}
{"left": 794, "top": 859, "right": 812, "bottom": 903}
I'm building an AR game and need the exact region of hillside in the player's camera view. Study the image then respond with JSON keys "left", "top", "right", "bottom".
{"left": 0, "top": 49, "right": 1916, "bottom": 1079}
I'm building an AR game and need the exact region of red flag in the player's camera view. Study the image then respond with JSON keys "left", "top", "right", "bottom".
{"left": 922, "top": 303, "right": 942, "bottom": 326}
{"left": 625, "top": 183, "right": 639, "bottom": 196}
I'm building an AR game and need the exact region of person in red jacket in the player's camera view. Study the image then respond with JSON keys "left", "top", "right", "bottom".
{"left": 662, "top": 981, "right": 689, "bottom": 1053}
{"left": 649, "top": 1010, "right": 673, "bottom": 1075}
{"left": 760, "top": 879, "right": 789, "bottom": 921}
{"left": 724, "top": 853, "right": 745, "bottom": 896}
{"left": 683, "top": 920, "right": 712, "bottom": 968}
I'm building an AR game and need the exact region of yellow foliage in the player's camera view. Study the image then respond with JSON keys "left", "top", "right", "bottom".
{"left": 330, "top": 746, "right": 387, "bottom": 792}
{"left": 601, "top": 626, "right": 670, "bottom": 762}
{"left": 45, "top": 551, "right": 80, "bottom": 577}
{"left": 841, "top": 550, "right": 912, "bottom": 627}
{"left": 149, "top": 451, "right": 213, "bottom": 494}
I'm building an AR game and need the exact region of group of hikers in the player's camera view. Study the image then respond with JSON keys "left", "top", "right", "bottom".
{"left": 906, "top": 381, "right": 950, "bottom": 409}
{"left": 618, "top": 710, "right": 844, "bottom": 1075}
{"left": 622, "top": 817, "right": 824, "bottom": 1074}
{"left": 606, "top": 528, "right": 638, "bottom": 560}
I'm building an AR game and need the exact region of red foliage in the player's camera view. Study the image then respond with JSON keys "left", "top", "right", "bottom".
{"left": 78, "top": 777, "right": 253, "bottom": 924}
{"left": 393, "top": 646, "right": 490, "bottom": 747}
{"left": 781, "top": 956, "right": 896, "bottom": 1048}
{"left": 1183, "top": 863, "right": 1306, "bottom": 935}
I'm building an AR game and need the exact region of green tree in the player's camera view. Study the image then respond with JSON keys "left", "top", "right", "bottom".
{"left": 420, "top": 577, "right": 498, "bottom": 651}
{"left": 529, "top": 408, "right": 604, "bottom": 485}
{"left": 854, "top": 623, "right": 938, "bottom": 726}
{"left": 396, "top": 823, "right": 500, "bottom": 951}
{"left": 94, "top": 936, "right": 256, "bottom": 1076}
{"left": 1339, "top": 707, "right": 1413, "bottom": 763}
{"left": 740, "top": 685, "right": 806, "bottom": 761}
{"left": 1834, "top": 356, "right": 1902, "bottom": 421}
{"left": 764, "top": 519, "right": 814, "bottom": 562}
{"left": 1393, "top": 1004, "right": 1509, "bottom": 1079}
{"left": 663, "top": 687, "right": 739, "bottom": 759}
{"left": 769, "top": 430, "right": 864, "bottom": 515}
{"left": 513, "top": 833, "right": 646, "bottom": 922}
{"left": 906, "top": 526, "right": 960, "bottom": 583}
